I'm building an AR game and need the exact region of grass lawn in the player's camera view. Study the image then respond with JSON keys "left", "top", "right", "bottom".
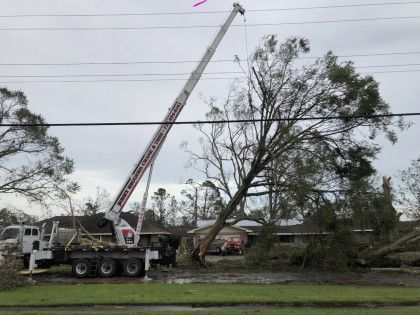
{"left": 0, "top": 309, "right": 420, "bottom": 315}
{"left": 0, "top": 283, "right": 419, "bottom": 307}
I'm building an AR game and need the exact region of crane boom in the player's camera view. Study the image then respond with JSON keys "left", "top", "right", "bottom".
{"left": 105, "top": 3, "right": 245, "bottom": 225}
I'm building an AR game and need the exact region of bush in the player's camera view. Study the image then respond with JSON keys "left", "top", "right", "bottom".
{"left": 296, "top": 229, "right": 359, "bottom": 271}
{"left": 245, "top": 224, "right": 306, "bottom": 270}
{"left": 0, "top": 244, "right": 26, "bottom": 291}
{"left": 246, "top": 222, "right": 359, "bottom": 272}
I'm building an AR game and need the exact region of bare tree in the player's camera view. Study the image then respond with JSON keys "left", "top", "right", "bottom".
{"left": 78, "top": 187, "right": 110, "bottom": 216}
{"left": 151, "top": 188, "right": 177, "bottom": 226}
{"left": 398, "top": 156, "right": 420, "bottom": 219}
{"left": 180, "top": 179, "right": 223, "bottom": 225}
{"left": 0, "top": 87, "right": 78, "bottom": 207}
{"left": 182, "top": 36, "right": 405, "bottom": 263}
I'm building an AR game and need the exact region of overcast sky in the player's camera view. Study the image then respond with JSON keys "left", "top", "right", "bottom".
{"left": 1, "top": 0, "right": 419, "bottom": 217}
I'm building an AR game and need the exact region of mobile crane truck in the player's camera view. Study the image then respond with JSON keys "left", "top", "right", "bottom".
{"left": 0, "top": 3, "right": 245, "bottom": 278}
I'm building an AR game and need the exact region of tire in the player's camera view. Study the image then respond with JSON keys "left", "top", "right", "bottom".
{"left": 122, "top": 258, "right": 143, "bottom": 277}
{"left": 216, "top": 247, "right": 221, "bottom": 255}
{"left": 72, "top": 259, "right": 90, "bottom": 278}
{"left": 98, "top": 258, "right": 117, "bottom": 278}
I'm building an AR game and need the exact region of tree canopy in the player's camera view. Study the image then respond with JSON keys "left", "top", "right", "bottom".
{"left": 182, "top": 36, "right": 406, "bottom": 261}
{"left": 0, "top": 87, "right": 78, "bottom": 207}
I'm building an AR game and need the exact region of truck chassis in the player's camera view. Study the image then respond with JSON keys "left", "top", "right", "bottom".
{"left": 30, "top": 245, "right": 159, "bottom": 278}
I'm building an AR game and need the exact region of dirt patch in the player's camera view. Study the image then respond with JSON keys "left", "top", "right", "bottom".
{"left": 205, "top": 255, "right": 245, "bottom": 263}
{"left": 32, "top": 268, "right": 420, "bottom": 287}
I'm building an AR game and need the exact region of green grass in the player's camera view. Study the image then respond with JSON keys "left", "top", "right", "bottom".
{"left": 0, "top": 309, "right": 420, "bottom": 315}
{"left": 0, "top": 284, "right": 419, "bottom": 307}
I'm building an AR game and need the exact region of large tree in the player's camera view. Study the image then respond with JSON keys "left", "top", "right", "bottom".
{"left": 0, "top": 207, "right": 37, "bottom": 227}
{"left": 0, "top": 87, "right": 78, "bottom": 207}
{"left": 182, "top": 36, "right": 405, "bottom": 262}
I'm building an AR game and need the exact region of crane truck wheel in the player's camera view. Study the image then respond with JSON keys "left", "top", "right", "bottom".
{"left": 98, "top": 258, "right": 117, "bottom": 277}
{"left": 72, "top": 259, "right": 90, "bottom": 278}
{"left": 122, "top": 258, "right": 144, "bottom": 277}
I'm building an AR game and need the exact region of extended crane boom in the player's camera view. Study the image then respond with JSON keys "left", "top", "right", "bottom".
{"left": 102, "top": 3, "right": 244, "bottom": 247}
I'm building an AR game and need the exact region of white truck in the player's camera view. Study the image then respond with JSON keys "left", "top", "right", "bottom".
{"left": 0, "top": 224, "right": 42, "bottom": 263}
{"left": 0, "top": 3, "right": 245, "bottom": 278}
{"left": 0, "top": 222, "right": 158, "bottom": 277}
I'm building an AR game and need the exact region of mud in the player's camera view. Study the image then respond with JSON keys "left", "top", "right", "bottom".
{"left": 33, "top": 269, "right": 420, "bottom": 287}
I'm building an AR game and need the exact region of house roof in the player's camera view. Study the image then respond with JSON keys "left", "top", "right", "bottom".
{"left": 243, "top": 220, "right": 376, "bottom": 235}
{"left": 195, "top": 219, "right": 301, "bottom": 228}
{"left": 36, "top": 213, "right": 170, "bottom": 235}
{"left": 188, "top": 220, "right": 376, "bottom": 236}
{"left": 187, "top": 224, "right": 254, "bottom": 234}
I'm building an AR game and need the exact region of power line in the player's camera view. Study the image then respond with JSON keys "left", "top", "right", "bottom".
{"left": 2, "top": 51, "right": 420, "bottom": 67}
{"left": 2, "top": 63, "right": 420, "bottom": 78}
{"left": 358, "top": 62, "right": 420, "bottom": 68}
{"left": 364, "top": 69, "right": 420, "bottom": 74}
{"left": 1, "top": 113, "right": 418, "bottom": 128}
{"left": 0, "top": 71, "right": 242, "bottom": 78}
{"left": 1, "top": 1, "right": 419, "bottom": 18}
{"left": 2, "top": 69, "right": 420, "bottom": 84}
{"left": 0, "top": 77, "right": 240, "bottom": 84}
{"left": 1, "top": 16, "right": 420, "bottom": 31}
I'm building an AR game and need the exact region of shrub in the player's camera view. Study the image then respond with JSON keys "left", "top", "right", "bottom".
{"left": 297, "top": 229, "right": 359, "bottom": 271}
{"left": 0, "top": 244, "right": 26, "bottom": 291}
{"left": 245, "top": 224, "right": 306, "bottom": 270}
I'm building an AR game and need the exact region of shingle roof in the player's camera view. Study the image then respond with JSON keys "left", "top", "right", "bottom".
{"left": 231, "top": 221, "right": 374, "bottom": 235}
{"left": 36, "top": 213, "right": 170, "bottom": 235}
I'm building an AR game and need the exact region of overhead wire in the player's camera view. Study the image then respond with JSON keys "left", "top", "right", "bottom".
{"left": 0, "top": 77, "right": 240, "bottom": 84}
{"left": 0, "top": 113, "right": 418, "bottom": 128}
{"left": 0, "top": 71, "right": 242, "bottom": 78}
{"left": 2, "top": 69, "right": 420, "bottom": 84}
{"left": 2, "top": 51, "right": 420, "bottom": 67}
{"left": 1, "top": 16, "right": 420, "bottom": 31}
{"left": 0, "top": 72, "right": 417, "bottom": 84}
{"left": 1, "top": 1, "right": 419, "bottom": 18}
{"left": 2, "top": 63, "right": 420, "bottom": 78}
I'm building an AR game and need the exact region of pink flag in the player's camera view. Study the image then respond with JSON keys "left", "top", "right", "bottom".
{"left": 193, "top": 0, "right": 208, "bottom": 7}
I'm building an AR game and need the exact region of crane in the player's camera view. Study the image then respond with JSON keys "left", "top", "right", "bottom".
{"left": 99, "top": 3, "right": 245, "bottom": 247}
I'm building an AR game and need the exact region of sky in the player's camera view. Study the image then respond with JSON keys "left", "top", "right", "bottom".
{"left": 0, "top": 0, "right": 419, "bottom": 218}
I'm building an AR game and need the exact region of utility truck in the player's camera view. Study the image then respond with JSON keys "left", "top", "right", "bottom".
{"left": 0, "top": 3, "right": 245, "bottom": 278}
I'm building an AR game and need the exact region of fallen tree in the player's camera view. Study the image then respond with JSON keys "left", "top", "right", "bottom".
{"left": 183, "top": 36, "right": 406, "bottom": 264}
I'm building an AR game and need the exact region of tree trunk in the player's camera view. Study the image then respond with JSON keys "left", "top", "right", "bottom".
{"left": 367, "top": 228, "right": 420, "bottom": 257}
{"left": 191, "top": 162, "right": 262, "bottom": 263}
{"left": 193, "top": 187, "right": 198, "bottom": 226}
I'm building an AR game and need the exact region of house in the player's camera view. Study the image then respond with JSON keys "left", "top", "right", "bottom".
{"left": 36, "top": 212, "right": 170, "bottom": 247}
{"left": 187, "top": 219, "right": 374, "bottom": 247}
{"left": 187, "top": 224, "right": 251, "bottom": 247}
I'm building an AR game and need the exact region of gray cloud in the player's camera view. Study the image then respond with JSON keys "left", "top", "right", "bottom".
{"left": 1, "top": 0, "right": 419, "bottom": 213}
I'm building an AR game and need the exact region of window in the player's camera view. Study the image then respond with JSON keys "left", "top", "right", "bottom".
{"left": 279, "top": 235, "right": 294, "bottom": 243}
{"left": 24, "top": 228, "right": 31, "bottom": 236}
{"left": 0, "top": 228, "right": 19, "bottom": 240}
{"left": 32, "top": 229, "right": 38, "bottom": 236}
